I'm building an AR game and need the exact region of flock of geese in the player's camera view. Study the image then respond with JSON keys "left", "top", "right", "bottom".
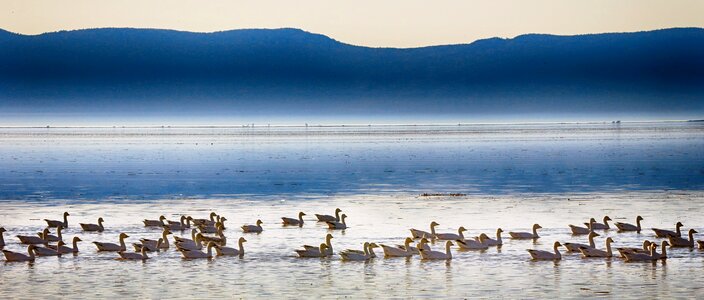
{"left": 2, "top": 210, "right": 703, "bottom": 263}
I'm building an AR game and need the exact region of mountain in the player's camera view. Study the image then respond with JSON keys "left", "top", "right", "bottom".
{"left": 1, "top": 27, "right": 703, "bottom": 122}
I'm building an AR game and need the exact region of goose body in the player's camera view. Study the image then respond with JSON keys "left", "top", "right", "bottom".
{"left": 80, "top": 217, "right": 105, "bottom": 232}
{"left": 38, "top": 227, "right": 62, "bottom": 242}
{"left": 133, "top": 238, "right": 163, "bottom": 252}
{"left": 17, "top": 234, "right": 48, "bottom": 245}
{"left": 191, "top": 212, "right": 218, "bottom": 227}
{"left": 564, "top": 232, "right": 600, "bottom": 252}
{"left": 326, "top": 214, "right": 348, "bottom": 230}
{"left": 527, "top": 242, "right": 562, "bottom": 261}
{"left": 435, "top": 226, "right": 467, "bottom": 240}
{"left": 0, "top": 227, "right": 6, "bottom": 248}
{"left": 179, "top": 242, "right": 216, "bottom": 259}
{"left": 668, "top": 229, "right": 698, "bottom": 248}
{"left": 214, "top": 237, "right": 247, "bottom": 257}
{"left": 341, "top": 242, "right": 379, "bottom": 261}
{"left": 410, "top": 221, "right": 439, "bottom": 239}
{"left": 300, "top": 234, "right": 334, "bottom": 257}
{"left": 652, "top": 222, "right": 683, "bottom": 238}
{"left": 48, "top": 237, "right": 82, "bottom": 254}
{"left": 143, "top": 215, "right": 166, "bottom": 227}
{"left": 118, "top": 246, "right": 149, "bottom": 260}
{"left": 2, "top": 246, "right": 36, "bottom": 262}
{"left": 199, "top": 225, "right": 226, "bottom": 246}
{"left": 45, "top": 212, "right": 70, "bottom": 228}
{"left": 140, "top": 228, "right": 171, "bottom": 249}
{"left": 623, "top": 243, "right": 658, "bottom": 262}
{"left": 315, "top": 208, "right": 342, "bottom": 222}
{"left": 166, "top": 216, "right": 192, "bottom": 231}
{"left": 282, "top": 212, "right": 306, "bottom": 227}
{"left": 419, "top": 241, "right": 454, "bottom": 260}
{"left": 509, "top": 224, "right": 542, "bottom": 239}
{"left": 241, "top": 220, "right": 263, "bottom": 233}
{"left": 456, "top": 239, "right": 488, "bottom": 250}
{"left": 94, "top": 233, "right": 129, "bottom": 251}
{"left": 569, "top": 219, "right": 594, "bottom": 235}
{"left": 175, "top": 233, "right": 204, "bottom": 251}
{"left": 174, "top": 229, "right": 198, "bottom": 244}
{"left": 478, "top": 229, "right": 503, "bottom": 246}
{"left": 617, "top": 240, "right": 651, "bottom": 258}
{"left": 296, "top": 243, "right": 329, "bottom": 258}
{"left": 615, "top": 216, "right": 643, "bottom": 232}
{"left": 579, "top": 237, "right": 614, "bottom": 258}
{"left": 33, "top": 245, "right": 62, "bottom": 256}
{"left": 586, "top": 216, "right": 612, "bottom": 230}
{"left": 381, "top": 238, "right": 415, "bottom": 257}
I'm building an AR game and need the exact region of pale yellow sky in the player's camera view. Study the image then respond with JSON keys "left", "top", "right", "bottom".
{"left": 1, "top": 0, "right": 703, "bottom": 47}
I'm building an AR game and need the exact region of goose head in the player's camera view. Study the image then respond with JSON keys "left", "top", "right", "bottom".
{"left": 97, "top": 217, "right": 104, "bottom": 223}
{"left": 676, "top": 222, "right": 684, "bottom": 228}
{"left": 553, "top": 242, "right": 563, "bottom": 248}
{"left": 298, "top": 212, "right": 306, "bottom": 218}
{"left": 159, "top": 215, "right": 166, "bottom": 221}
{"left": 642, "top": 240, "right": 651, "bottom": 247}
{"left": 368, "top": 242, "right": 379, "bottom": 249}
{"left": 589, "top": 218, "right": 597, "bottom": 224}
{"left": 446, "top": 241, "right": 454, "bottom": 247}
{"left": 63, "top": 212, "right": 70, "bottom": 217}
{"left": 73, "top": 237, "right": 83, "bottom": 243}
{"left": 458, "top": 226, "right": 467, "bottom": 233}
{"left": 605, "top": 237, "right": 614, "bottom": 244}
{"left": 119, "top": 233, "right": 129, "bottom": 239}
{"left": 256, "top": 219, "right": 263, "bottom": 226}
{"left": 0, "top": 227, "right": 6, "bottom": 233}
{"left": 604, "top": 216, "right": 612, "bottom": 222}
{"left": 209, "top": 212, "right": 217, "bottom": 218}
{"left": 497, "top": 228, "right": 503, "bottom": 234}
{"left": 58, "top": 241, "right": 66, "bottom": 247}
{"left": 163, "top": 229, "right": 173, "bottom": 235}
{"left": 636, "top": 216, "right": 644, "bottom": 221}
{"left": 220, "top": 217, "right": 228, "bottom": 222}
{"left": 662, "top": 241, "right": 670, "bottom": 247}
{"left": 589, "top": 232, "right": 600, "bottom": 238}
{"left": 340, "top": 214, "right": 347, "bottom": 221}
{"left": 238, "top": 237, "right": 247, "bottom": 244}
{"left": 689, "top": 229, "right": 698, "bottom": 235}
{"left": 404, "top": 237, "right": 413, "bottom": 244}
{"left": 42, "top": 228, "right": 50, "bottom": 236}
{"left": 430, "top": 221, "right": 439, "bottom": 227}
{"left": 335, "top": 208, "right": 342, "bottom": 213}
{"left": 325, "top": 233, "right": 334, "bottom": 242}
{"left": 533, "top": 224, "right": 543, "bottom": 230}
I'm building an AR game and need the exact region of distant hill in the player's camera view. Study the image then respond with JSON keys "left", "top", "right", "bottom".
{"left": 0, "top": 27, "right": 703, "bottom": 120}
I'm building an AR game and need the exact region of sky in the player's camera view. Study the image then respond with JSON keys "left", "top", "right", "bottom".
{"left": 1, "top": 0, "right": 703, "bottom": 48}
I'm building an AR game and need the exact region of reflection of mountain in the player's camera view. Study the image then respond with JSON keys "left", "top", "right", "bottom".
{"left": 1, "top": 27, "right": 703, "bottom": 117}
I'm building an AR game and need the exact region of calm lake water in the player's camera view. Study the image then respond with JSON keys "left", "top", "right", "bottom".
{"left": 0, "top": 122, "right": 703, "bottom": 298}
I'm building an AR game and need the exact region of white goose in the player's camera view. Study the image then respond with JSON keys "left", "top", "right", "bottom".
{"left": 315, "top": 208, "right": 342, "bottom": 222}
{"left": 94, "top": 233, "right": 129, "bottom": 251}
{"left": 2, "top": 245, "right": 36, "bottom": 262}
{"left": 133, "top": 238, "right": 163, "bottom": 252}
{"left": 478, "top": 228, "right": 503, "bottom": 246}
{"left": 456, "top": 238, "right": 488, "bottom": 250}
{"left": 299, "top": 234, "right": 334, "bottom": 257}
{"left": 410, "top": 221, "right": 439, "bottom": 239}
{"left": 282, "top": 212, "right": 306, "bottom": 227}
{"left": 80, "top": 217, "right": 105, "bottom": 232}
{"left": 179, "top": 242, "right": 217, "bottom": 259}
{"left": 241, "top": 220, "right": 263, "bottom": 233}
{"left": 569, "top": 219, "right": 595, "bottom": 235}
{"left": 435, "top": 226, "right": 467, "bottom": 240}
{"left": 617, "top": 240, "right": 651, "bottom": 258}
{"left": 527, "top": 242, "right": 562, "bottom": 261}
{"left": 509, "top": 224, "right": 542, "bottom": 239}
{"left": 615, "top": 216, "right": 643, "bottom": 232}
{"left": 586, "top": 216, "right": 612, "bottom": 230}
{"left": 419, "top": 240, "right": 454, "bottom": 260}
{"left": 214, "top": 237, "right": 247, "bottom": 258}
{"left": 0, "top": 227, "right": 6, "bottom": 248}
{"left": 326, "top": 214, "right": 348, "bottom": 230}
{"left": 45, "top": 212, "right": 70, "bottom": 228}
{"left": 668, "top": 229, "right": 698, "bottom": 248}
{"left": 48, "top": 237, "right": 82, "bottom": 254}
{"left": 296, "top": 243, "right": 329, "bottom": 258}
{"left": 340, "top": 242, "right": 380, "bottom": 261}
{"left": 143, "top": 215, "right": 166, "bottom": 227}
{"left": 118, "top": 246, "right": 149, "bottom": 260}
{"left": 140, "top": 228, "right": 171, "bottom": 249}
{"left": 564, "top": 231, "right": 600, "bottom": 252}
{"left": 381, "top": 238, "right": 416, "bottom": 257}
{"left": 652, "top": 222, "right": 683, "bottom": 238}
{"left": 579, "top": 237, "right": 614, "bottom": 258}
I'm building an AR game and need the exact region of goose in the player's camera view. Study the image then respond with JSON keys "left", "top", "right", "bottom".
{"left": 213, "top": 237, "right": 247, "bottom": 258}
{"left": 167, "top": 215, "right": 188, "bottom": 227}
{"left": 80, "top": 217, "right": 105, "bottom": 232}
{"left": 300, "top": 233, "right": 334, "bottom": 257}
{"left": 17, "top": 232, "right": 48, "bottom": 245}
{"left": 410, "top": 221, "right": 439, "bottom": 239}
{"left": 175, "top": 233, "right": 204, "bottom": 251}
{"left": 564, "top": 231, "right": 600, "bottom": 252}
{"left": 199, "top": 224, "right": 226, "bottom": 246}
{"left": 654, "top": 241, "right": 669, "bottom": 259}
{"left": 623, "top": 243, "right": 659, "bottom": 262}
{"left": 586, "top": 216, "right": 612, "bottom": 230}
{"left": 33, "top": 244, "right": 62, "bottom": 257}
{"left": 527, "top": 242, "right": 562, "bottom": 261}
{"left": 652, "top": 222, "right": 683, "bottom": 238}
{"left": 341, "top": 242, "right": 380, "bottom": 261}
{"left": 381, "top": 238, "right": 415, "bottom": 257}
{"left": 191, "top": 212, "right": 218, "bottom": 227}
{"left": 241, "top": 220, "right": 263, "bottom": 233}
{"left": 579, "top": 237, "right": 614, "bottom": 258}
{"left": 668, "top": 229, "right": 698, "bottom": 248}
{"left": 2, "top": 245, "right": 36, "bottom": 262}
{"left": 509, "top": 224, "right": 542, "bottom": 239}
{"left": 38, "top": 227, "right": 62, "bottom": 242}
{"left": 326, "top": 214, "right": 348, "bottom": 230}
{"left": 45, "top": 212, "right": 70, "bottom": 228}
{"left": 166, "top": 216, "right": 192, "bottom": 231}
{"left": 435, "top": 226, "right": 467, "bottom": 240}
{"left": 93, "top": 233, "right": 129, "bottom": 251}
{"left": 419, "top": 240, "right": 454, "bottom": 260}
{"left": 143, "top": 215, "right": 166, "bottom": 227}
{"left": 569, "top": 219, "right": 595, "bottom": 235}
{"left": 198, "top": 217, "right": 225, "bottom": 234}
{"left": 615, "top": 216, "right": 643, "bottom": 232}
{"left": 617, "top": 240, "right": 652, "bottom": 258}
{"left": 47, "top": 237, "right": 82, "bottom": 254}
{"left": 315, "top": 208, "right": 342, "bottom": 222}
{"left": 0, "top": 227, "right": 6, "bottom": 248}
{"left": 478, "top": 228, "right": 503, "bottom": 246}
{"left": 296, "top": 243, "right": 329, "bottom": 258}
{"left": 698, "top": 240, "right": 704, "bottom": 249}
{"left": 282, "top": 212, "right": 306, "bottom": 227}
{"left": 140, "top": 228, "right": 171, "bottom": 250}
{"left": 174, "top": 229, "right": 198, "bottom": 244}
{"left": 133, "top": 238, "right": 163, "bottom": 252}
{"left": 118, "top": 246, "right": 149, "bottom": 260}
{"left": 179, "top": 242, "right": 216, "bottom": 259}
{"left": 456, "top": 238, "right": 488, "bottom": 250}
